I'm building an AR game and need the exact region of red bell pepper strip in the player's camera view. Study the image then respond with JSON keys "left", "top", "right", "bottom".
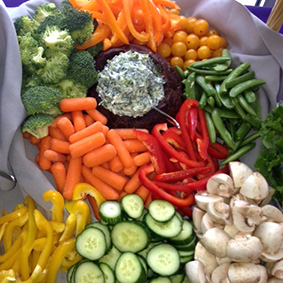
{"left": 154, "top": 166, "right": 211, "bottom": 182}
{"left": 162, "top": 129, "right": 186, "bottom": 150}
{"left": 152, "top": 123, "right": 205, "bottom": 168}
{"left": 176, "top": 99, "right": 200, "bottom": 161}
{"left": 208, "top": 142, "right": 230, "bottom": 159}
{"left": 188, "top": 107, "right": 198, "bottom": 141}
{"left": 138, "top": 164, "right": 195, "bottom": 207}
{"left": 134, "top": 129, "right": 167, "bottom": 174}
{"left": 196, "top": 109, "right": 210, "bottom": 160}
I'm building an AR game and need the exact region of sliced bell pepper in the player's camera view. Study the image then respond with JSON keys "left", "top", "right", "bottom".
{"left": 139, "top": 164, "right": 195, "bottom": 207}
{"left": 43, "top": 190, "right": 64, "bottom": 223}
{"left": 0, "top": 206, "right": 27, "bottom": 226}
{"left": 196, "top": 109, "right": 210, "bottom": 160}
{"left": 59, "top": 213, "right": 77, "bottom": 243}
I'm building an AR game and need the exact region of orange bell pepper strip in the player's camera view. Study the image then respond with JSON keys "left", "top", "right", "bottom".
{"left": 45, "top": 238, "right": 76, "bottom": 283}
{"left": 76, "top": 23, "right": 111, "bottom": 50}
{"left": 80, "top": 0, "right": 101, "bottom": 11}
{"left": 122, "top": 0, "right": 149, "bottom": 43}
{"left": 65, "top": 200, "right": 91, "bottom": 236}
{"left": 96, "top": 0, "right": 129, "bottom": 45}
{"left": 43, "top": 190, "right": 64, "bottom": 223}
{"left": 157, "top": 4, "right": 171, "bottom": 34}
{"left": 152, "top": 0, "right": 180, "bottom": 10}
{"left": 69, "top": 0, "right": 89, "bottom": 9}
{"left": 148, "top": 0, "right": 163, "bottom": 46}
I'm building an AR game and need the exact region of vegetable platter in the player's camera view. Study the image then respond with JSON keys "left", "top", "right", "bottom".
{"left": 0, "top": 0, "right": 283, "bottom": 282}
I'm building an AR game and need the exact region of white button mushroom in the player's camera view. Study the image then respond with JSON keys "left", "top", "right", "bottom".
{"left": 210, "top": 262, "right": 230, "bottom": 283}
{"left": 207, "top": 199, "right": 232, "bottom": 225}
{"left": 194, "top": 191, "right": 223, "bottom": 212}
{"left": 270, "top": 259, "right": 283, "bottom": 280}
{"left": 261, "top": 205, "right": 283, "bottom": 223}
{"left": 185, "top": 260, "right": 209, "bottom": 283}
{"left": 206, "top": 173, "right": 235, "bottom": 198}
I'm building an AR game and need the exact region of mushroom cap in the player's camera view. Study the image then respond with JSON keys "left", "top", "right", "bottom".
{"left": 240, "top": 172, "right": 269, "bottom": 201}
{"left": 228, "top": 263, "right": 263, "bottom": 283}
{"left": 206, "top": 173, "right": 235, "bottom": 198}
{"left": 192, "top": 206, "right": 206, "bottom": 237}
{"left": 185, "top": 260, "right": 208, "bottom": 283}
{"left": 261, "top": 205, "right": 283, "bottom": 223}
{"left": 226, "top": 233, "right": 263, "bottom": 262}
{"left": 207, "top": 199, "right": 232, "bottom": 225}
{"left": 194, "top": 191, "right": 223, "bottom": 212}
{"left": 270, "top": 259, "right": 283, "bottom": 280}
{"left": 200, "top": 227, "right": 230, "bottom": 258}
{"left": 211, "top": 262, "right": 230, "bottom": 283}
{"left": 228, "top": 161, "right": 253, "bottom": 190}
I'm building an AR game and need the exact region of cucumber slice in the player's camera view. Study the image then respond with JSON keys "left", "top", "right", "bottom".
{"left": 168, "top": 220, "right": 194, "bottom": 246}
{"left": 145, "top": 213, "right": 182, "bottom": 238}
{"left": 148, "top": 276, "right": 172, "bottom": 282}
{"left": 121, "top": 194, "right": 144, "bottom": 219}
{"left": 86, "top": 222, "right": 112, "bottom": 252}
{"left": 111, "top": 221, "right": 150, "bottom": 253}
{"left": 73, "top": 260, "right": 104, "bottom": 283}
{"left": 99, "top": 245, "right": 121, "bottom": 271}
{"left": 174, "top": 236, "right": 196, "bottom": 251}
{"left": 115, "top": 252, "right": 146, "bottom": 283}
{"left": 99, "top": 200, "right": 122, "bottom": 224}
{"left": 67, "top": 264, "right": 76, "bottom": 283}
{"left": 170, "top": 273, "right": 185, "bottom": 283}
{"left": 100, "top": 262, "right": 115, "bottom": 283}
{"left": 148, "top": 199, "right": 175, "bottom": 222}
{"left": 75, "top": 227, "right": 106, "bottom": 261}
{"left": 147, "top": 243, "right": 180, "bottom": 277}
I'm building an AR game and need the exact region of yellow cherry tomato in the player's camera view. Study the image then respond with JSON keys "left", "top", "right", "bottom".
{"left": 207, "top": 34, "right": 221, "bottom": 50}
{"left": 212, "top": 48, "right": 224, "bottom": 57}
{"left": 219, "top": 37, "right": 228, "bottom": 48}
{"left": 197, "top": 45, "right": 211, "bottom": 60}
{"left": 184, "top": 16, "right": 197, "bottom": 34}
{"left": 184, "top": 59, "right": 196, "bottom": 68}
{"left": 208, "top": 29, "right": 219, "bottom": 36}
{"left": 157, "top": 42, "right": 171, "bottom": 58}
{"left": 193, "top": 19, "right": 209, "bottom": 37}
{"left": 186, "top": 34, "right": 200, "bottom": 50}
{"left": 173, "top": 30, "right": 188, "bottom": 44}
{"left": 199, "top": 36, "right": 208, "bottom": 46}
{"left": 171, "top": 56, "right": 184, "bottom": 68}
{"left": 184, "top": 49, "right": 198, "bottom": 60}
{"left": 171, "top": 42, "right": 187, "bottom": 57}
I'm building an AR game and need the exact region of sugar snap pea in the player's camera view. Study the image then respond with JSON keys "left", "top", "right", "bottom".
{"left": 229, "top": 79, "right": 266, "bottom": 98}
{"left": 204, "top": 105, "right": 239, "bottom": 119}
{"left": 196, "top": 75, "right": 217, "bottom": 97}
{"left": 189, "top": 56, "right": 231, "bottom": 69}
{"left": 238, "top": 94, "right": 257, "bottom": 117}
{"left": 199, "top": 92, "right": 207, "bottom": 109}
{"left": 211, "top": 109, "right": 236, "bottom": 150}
{"left": 235, "top": 122, "right": 252, "bottom": 141}
{"left": 207, "top": 96, "right": 215, "bottom": 107}
{"left": 226, "top": 71, "right": 255, "bottom": 89}
{"left": 204, "top": 111, "right": 216, "bottom": 144}
{"left": 205, "top": 75, "right": 228, "bottom": 82}
{"left": 213, "top": 49, "right": 231, "bottom": 72}
{"left": 220, "top": 143, "right": 256, "bottom": 165}
{"left": 238, "top": 132, "right": 260, "bottom": 147}
{"left": 186, "top": 66, "right": 233, "bottom": 76}
{"left": 183, "top": 72, "right": 196, "bottom": 99}
{"left": 175, "top": 65, "right": 186, "bottom": 79}
{"left": 215, "top": 83, "right": 234, "bottom": 109}
{"left": 244, "top": 90, "right": 257, "bottom": 103}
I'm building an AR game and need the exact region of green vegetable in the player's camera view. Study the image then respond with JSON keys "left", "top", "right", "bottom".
{"left": 254, "top": 105, "right": 283, "bottom": 202}
{"left": 14, "top": 15, "right": 38, "bottom": 37}
{"left": 33, "top": 3, "right": 59, "bottom": 24}
{"left": 21, "top": 114, "right": 54, "bottom": 139}
{"left": 68, "top": 51, "right": 98, "bottom": 89}
{"left": 55, "top": 79, "right": 88, "bottom": 99}
{"left": 21, "top": 86, "right": 63, "bottom": 116}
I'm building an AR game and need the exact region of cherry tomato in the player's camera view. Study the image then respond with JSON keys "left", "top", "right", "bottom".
{"left": 185, "top": 49, "right": 198, "bottom": 60}
{"left": 171, "top": 56, "right": 184, "bottom": 68}
{"left": 193, "top": 19, "right": 209, "bottom": 37}
{"left": 184, "top": 59, "right": 196, "bottom": 68}
{"left": 186, "top": 34, "right": 200, "bottom": 50}
{"left": 199, "top": 36, "right": 208, "bottom": 46}
{"left": 157, "top": 42, "right": 171, "bottom": 58}
{"left": 184, "top": 17, "right": 197, "bottom": 34}
{"left": 208, "top": 29, "right": 219, "bottom": 36}
{"left": 212, "top": 48, "right": 223, "bottom": 57}
{"left": 173, "top": 31, "right": 188, "bottom": 44}
{"left": 219, "top": 37, "right": 228, "bottom": 48}
{"left": 207, "top": 34, "right": 221, "bottom": 50}
{"left": 197, "top": 45, "right": 211, "bottom": 60}
{"left": 171, "top": 42, "right": 187, "bottom": 57}
{"left": 163, "top": 37, "right": 173, "bottom": 47}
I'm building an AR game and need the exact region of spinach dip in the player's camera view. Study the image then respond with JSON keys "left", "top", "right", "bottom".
{"left": 96, "top": 51, "right": 165, "bottom": 118}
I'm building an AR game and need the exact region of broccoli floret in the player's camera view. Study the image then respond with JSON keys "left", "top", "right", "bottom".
{"left": 37, "top": 50, "right": 69, "bottom": 84}
{"left": 21, "top": 74, "right": 43, "bottom": 93}
{"left": 18, "top": 33, "right": 46, "bottom": 75}
{"left": 86, "top": 42, "right": 103, "bottom": 57}
{"left": 21, "top": 114, "right": 54, "bottom": 139}
{"left": 60, "top": 0, "right": 77, "bottom": 14}
{"left": 55, "top": 79, "right": 88, "bottom": 98}
{"left": 14, "top": 15, "right": 38, "bottom": 37}
{"left": 21, "top": 86, "right": 63, "bottom": 116}
{"left": 68, "top": 51, "right": 98, "bottom": 89}
{"left": 36, "top": 13, "right": 66, "bottom": 35}
{"left": 40, "top": 26, "right": 74, "bottom": 55}
{"left": 33, "top": 3, "right": 59, "bottom": 24}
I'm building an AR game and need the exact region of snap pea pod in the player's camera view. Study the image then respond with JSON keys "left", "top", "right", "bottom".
{"left": 244, "top": 90, "right": 257, "bottom": 103}
{"left": 238, "top": 132, "right": 260, "bottom": 147}
{"left": 205, "top": 75, "right": 228, "bottom": 82}
{"left": 204, "top": 105, "right": 240, "bottom": 119}
{"left": 175, "top": 65, "right": 187, "bottom": 80}
{"left": 220, "top": 143, "right": 256, "bottom": 165}
{"left": 189, "top": 55, "right": 231, "bottom": 69}
{"left": 235, "top": 122, "right": 252, "bottom": 141}
{"left": 212, "top": 49, "right": 231, "bottom": 72}
{"left": 211, "top": 109, "right": 236, "bottom": 150}
{"left": 186, "top": 66, "right": 233, "bottom": 76}
{"left": 238, "top": 94, "right": 257, "bottom": 117}
{"left": 183, "top": 72, "right": 196, "bottom": 99}
{"left": 198, "top": 92, "right": 207, "bottom": 109}
{"left": 196, "top": 75, "right": 218, "bottom": 97}
{"left": 226, "top": 71, "right": 255, "bottom": 89}
{"left": 229, "top": 79, "right": 266, "bottom": 98}
{"left": 215, "top": 83, "right": 234, "bottom": 109}
{"left": 205, "top": 111, "right": 216, "bottom": 144}
{"left": 207, "top": 96, "right": 215, "bottom": 108}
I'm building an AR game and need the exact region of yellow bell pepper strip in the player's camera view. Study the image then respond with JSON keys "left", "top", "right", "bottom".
{"left": 0, "top": 223, "right": 8, "bottom": 243}
{"left": 59, "top": 213, "right": 77, "bottom": 243}
{"left": 43, "top": 190, "right": 64, "bottom": 223}
{"left": 72, "top": 182, "right": 105, "bottom": 207}
{"left": 45, "top": 238, "right": 76, "bottom": 283}
{"left": 0, "top": 207, "right": 27, "bottom": 226}
{"left": 61, "top": 252, "right": 81, "bottom": 272}
{"left": 3, "top": 212, "right": 28, "bottom": 252}
{"left": 0, "top": 270, "right": 16, "bottom": 282}
{"left": 0, "top": 248, "right": 21, "bottom": 272}
{"left": 20, "top": 196, "right": 37, "bottom": 281}
{"left": 49, "top": 221, "right": 65, "bottom": 234}
{"left": 1, "top": 208, "right": 7, "bottom": 216}
{"left": 65, "top": 200, "right": 91, "bottom": 236}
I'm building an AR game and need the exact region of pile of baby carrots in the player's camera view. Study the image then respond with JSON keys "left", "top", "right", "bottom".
{"left": 24, "top": 97, "right": 153, "bottom": 208}
{"left": 72, "top": 0, "right": 182, "bottom": 52}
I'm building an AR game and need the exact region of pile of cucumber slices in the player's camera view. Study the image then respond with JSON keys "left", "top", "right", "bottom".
{"left": 67, "top": 194, "right": 196, "bottom": 283}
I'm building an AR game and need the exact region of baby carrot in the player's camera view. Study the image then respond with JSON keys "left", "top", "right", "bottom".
{"left": 123, "top": 139, "right": 147, "bottom": 153}
{"left": 108, "top": 156, "right": 124, "bottom": 173}
{"left": 50, "top": 162, "right": 66, "bottom": 193}
{"left": 49, "top": 127, "right": 67, "bottom": 141}
{"left": 59, "top": 97, "right": 97, "bottom": 112}
{"left": 123, "top": 166, "right": 142, "bottom": 194}
{"left": 115, "top": 128, "right": 149, "bottom": 140}
{"left": 81, "top": 165, "right": 119, "bottom": 200}
{"left": 144, "top": 192, "right": 152, "bottom": 209}
{"left": 135, "top": 185, "right": 150, "bottom": 202}
{"left": 107, "top": 129, "right": 134, "bottom": 168}
{"left": 38, "top": 136, "right": 52, "bottom": 170}
{"left": 63, "top": 157, "right": 82, "bottom": 200}
{"left": 50, "top": 138, "right": 70, "bottom": 154}
{"left": 86, "top": 109, "right": 108, "bottom": 125}
{"left": 69, "top": 132, "right": 106, "bottom": 159}
{"left": 44, "top": 149, "right": 66, "bottom": 163}
{"left": 102, "top": 125, "right": 109, "bottom": 136}
{"left": 83, "top": 144, "right": 117, "bottom": 168}
{"left": 84, "top": 114, "right": 95, "bottom": 126}
{"left": 69, "top": 121, "right": 103, "bottom": 144}
{"left": 50, "top": 113, "right": 72, "bottom": 128}
{"left": 133, "top": 152, "right": 151, "bottom": 167}
{"left": 57, "top": 116, "right": 75, "bottom": 140}
{"left": 92, "top": 165, "right": 128, "bottom": 191}
{"left": 29, "top": 135, "right": 40, "bottom": 145}
{"left": 71, "top": 111, "right": 86, "bottom": 132}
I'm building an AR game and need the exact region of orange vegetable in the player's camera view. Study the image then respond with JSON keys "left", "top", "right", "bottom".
{"left": 86, "top": 109, "right": 108, "bottom": 125}
{"left": 49, "top": 127, "right": 67, "bottom": 141}
{"left": 83, "top": 144, "right": 117, "bottom": 167}
{"left": 135, "top": 185, "right": 150, "bottom": 202}
{"left": 59, "top": 97, "right": 97, "bottom": 112}
{"left": 123, "top": 139, "right": 147, "bottom": 153}
{"left": 57, "top": 117, "right": 75, "bottom": 140}
{"left": 50, "top": 139, "right": 70, "bottom": 155}
{"left": 123, "top": 166, "right": 143, "bottom": 194}
{"left": 44, "top": 149, "right": 66, "bottom": 163}
{"left": 108, "top": 156, "right": 124, "bottom": 173}
{"left": 133, "top": 151, "right": 151, "bottom": 167}
{"left": 38, "top": 136, "right": 52, "bottom": 170}
{"left": 71, "top": 111, "right": 86, "bottom": 132}
{"left": 115, "top": 128, "right": 148, "bottom": 140}
{"left": 50, "top": 162, "right": 66, "bottom": 194}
